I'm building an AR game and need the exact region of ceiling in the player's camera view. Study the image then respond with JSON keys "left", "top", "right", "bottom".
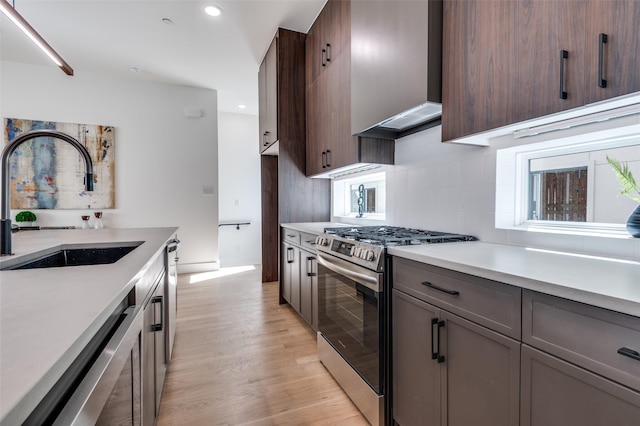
{"left": 0, "top": 0, "right": 326, "bottom": 116}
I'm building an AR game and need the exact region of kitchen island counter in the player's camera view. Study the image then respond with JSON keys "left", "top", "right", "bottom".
{"left": 388, "top": 241, "right": 640, "bottom": 317}
{"left": 0, "top": 227, "right": 178, "bottom": 425}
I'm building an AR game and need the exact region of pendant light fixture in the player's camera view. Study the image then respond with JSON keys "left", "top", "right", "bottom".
{"left": 0, "top": 0, "right": 74, "bottom": 75}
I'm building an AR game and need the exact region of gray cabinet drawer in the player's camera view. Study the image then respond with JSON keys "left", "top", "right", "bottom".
{"left": 300, "top": 232, "right": 318, "bottom": 252}
{"left": 523, "top": 290, "right": 640, "bottom": 392}
{"left": 393, "top": 257, "right": 521, "bottom": 339}
{"left": 281, "top": 228, "right": 300, "bottom": 245}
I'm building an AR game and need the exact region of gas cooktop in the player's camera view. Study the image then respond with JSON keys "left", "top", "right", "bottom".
{"left": 324, "top": 226, "right": 477, "bottom": 247}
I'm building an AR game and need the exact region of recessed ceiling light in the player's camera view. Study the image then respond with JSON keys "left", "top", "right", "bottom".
{"left": 162, "top": 18, "right": 174, "bottom": 25}
{"left": 129, "top": 66, "right": 140, "bottom": 73}
{"left": 238, "top": 104, "right": 246, "bottom": 109}
{"left": 205, "top": 5, "right": 222, "bottom": 17}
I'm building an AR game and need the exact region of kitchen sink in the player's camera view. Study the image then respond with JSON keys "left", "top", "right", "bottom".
{"left": 2, "top": 243, "right": 142, "bottom": 270}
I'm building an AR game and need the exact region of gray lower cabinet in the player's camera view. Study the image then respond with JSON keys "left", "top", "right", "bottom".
{"left": 143, "top": 274, "right": 167, "bottom": 426}
{"left": 521, "top": 344, "right": 640, "bottom": 426}
{"left": 281, "top": 228, "right": 319, "bottom": 330}
{"left": 392, "top": 289, "right": 520, "bottom": 426}
{"left": 281, "top": 241, "right": 299, "bottom": 310}
{"left": 299, "top": 249, "right": 317, "bottom": 328}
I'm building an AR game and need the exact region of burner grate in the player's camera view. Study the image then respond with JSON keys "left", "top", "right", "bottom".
{"left": 324, "top": 226, "right": 476, "bottom": 246}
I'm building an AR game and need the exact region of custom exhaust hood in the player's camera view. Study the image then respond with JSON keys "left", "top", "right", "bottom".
{"left": 349, "top": 0, "right": 443, "bottom": 141}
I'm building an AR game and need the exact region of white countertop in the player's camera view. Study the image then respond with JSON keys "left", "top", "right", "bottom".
{"left": 280, "top": 222, "right": 353, "bottom": 235}
{"left": 388, "top": 241, "right": 640, "bottom": 318}
{"left": 0, "top": 227, "right": 178, "bottom": 425}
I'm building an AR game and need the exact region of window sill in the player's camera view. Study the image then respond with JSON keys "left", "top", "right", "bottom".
{"left": 505, "top": 222, "right": 632, "bottom": 240}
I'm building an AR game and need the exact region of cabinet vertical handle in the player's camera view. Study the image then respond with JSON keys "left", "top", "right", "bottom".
{"left": 306, "top": 256, "right": 316, "bottom": 277}
{"left": 559, "top": 50, "right": 569, "bottom": 99}
{"left": 325, "top": 43, "right": 332, "bottom": 62}
{"left": 262, "top": 131, "right": 269, "bottom": 146}
{"left": 430, "top": 318, "right": 438, "bottom": 360}
{"left": 151, "top": 295, "right": 163, "bottom": 332}
{"left": 322, "top": 151, "right": 327, "bottom": 168}
{"left": 598, "top": 33, "right": 608, "bottom": 88}
{"left": 321, "top": 48, "right": 327, "bottom": 67}
{"left": 618, "top": 347, "right": 640, "bottom": 361}
{"left": 326, "top": 150, "right": 331, "bottom": 167}
{"left": 287, "top": 247, "right": 294, "bottom": 264}
{"left": 437, "top": 320, "right": 445, "bottom": 363}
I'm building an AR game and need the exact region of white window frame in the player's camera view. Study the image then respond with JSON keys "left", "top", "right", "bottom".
{"left": 333, "top": 171, "right": 386, "bottom": 220}
{"left": 496, "top": 123, "right": 640, "bottom": 238}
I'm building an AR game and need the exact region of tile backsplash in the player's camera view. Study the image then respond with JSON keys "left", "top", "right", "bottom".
{"left": 333, "top": 124, "right": 640, "bottom": 262}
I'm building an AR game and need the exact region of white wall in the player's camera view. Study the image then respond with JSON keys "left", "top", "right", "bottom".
{"left": 1, "top": 61, "right": 219, "bottom": 271}
{"left": 217, "top": 112, "right": 261, "bottom": 267}
{"left": 334, "top": 119, "right": 640, "bottom": 262}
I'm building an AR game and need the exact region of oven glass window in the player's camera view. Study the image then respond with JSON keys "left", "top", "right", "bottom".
{"left": 318, "top": 264, "right": 382, "bottom": 394}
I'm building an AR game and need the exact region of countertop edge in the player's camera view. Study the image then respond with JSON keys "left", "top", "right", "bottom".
{"left": 0, "top": 227, "right": 178, "bottom": 425}
{"left": 388, "top": 242, "right": 640, "bottom": 318}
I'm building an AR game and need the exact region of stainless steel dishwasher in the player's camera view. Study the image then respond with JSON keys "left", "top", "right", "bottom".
{"left": 165, "top": 238, "right": 180, "bottom": 361}
{"left": 23, "top": 295, "right": 144, "bottom": 426}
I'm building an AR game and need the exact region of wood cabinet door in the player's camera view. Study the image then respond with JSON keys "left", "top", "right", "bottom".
{"left": 259, "top": 37, "right": 278, "bottom": 152}
{"left": 305, "top": 80, "right": 324, "bottom": 176}
{"left": 281, "top": 243, "right": 293, "bottom": 303}
{"left": 324, "top": 52, "right": 355, "bottom": 172}
{"left": 521, "top": 345, "right": 640, "bottom": 426}
{"left": 392, "top": 290, "right": 441, "bottom": 426}
{"left": 305, "top": 11, "right": 323, "bottom": 89}
{"left": 518, "top": 0, "right": 587, "bottom": 121}
{"left": 290, "top": 247, "right": 301, "bottom": 312}
{"left": 442, "top": 0, "right": 519, "bottom": 142}
{"left": 264, "top": 38, "right": 278, "bottom": 146}
{"left": 440, "top": 311, "right": 521, "bottom": 426}
{"left": 299, "top": 250, "right": 315, "bottom": 325}
{"left": 321, "top": 0, "right": 349, "bottom": 71}
{"left": 584, "top": 0, "right": 640, "bottom": 103}
{"left": 258, "top": 55, "right": 268, "bottom": 152}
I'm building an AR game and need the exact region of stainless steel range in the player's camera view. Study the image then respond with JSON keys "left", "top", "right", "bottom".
{"left": 315, "top": 226, "right": 476, "bottom": 426}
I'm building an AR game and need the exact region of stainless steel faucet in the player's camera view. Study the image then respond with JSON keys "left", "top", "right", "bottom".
{"left": 1, "top": 129, "right": 94, "bottom": 255}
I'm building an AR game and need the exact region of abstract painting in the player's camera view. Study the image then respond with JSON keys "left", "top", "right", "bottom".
{"left": 3, "top": 118, "right": 115, "bottom": 209}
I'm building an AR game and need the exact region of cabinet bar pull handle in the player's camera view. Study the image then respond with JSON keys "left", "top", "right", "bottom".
{"left": 263, "top": 131, "right": 270, "bottom": 146}
{"left": 598, "top": 33, "right": 608, "bottom": 88}
{"left": 430, "top": 318, "right": 438, "bottom": 360}
{"left": 618, "top": 347, "right": 640, "bottom": 361}
{"left": 559, "top": 50, "right": 569, "bottom": 99}
{"left": 326, "top": 150, "right": 331, "bottom": 167}
{"left": 306, "top": 256, "right": 316, "bottom": 276}
{"left": 321, "top": 48, "right": 327, "bottom": 67}
{"left": 151, "top": 295, "right": 163, "bottom": 332}
{"left": 437, "top": 320, "right": 445, "bottom": 363}
{"left": 422, "top": 281, "right": 460, "bottom": 296}
{"left": 326, "top": 43, "right": 332, "bottom": 62}
{"left": 322, "top": 151, "right": 327, "bottom": 168}
{"left": 287, "top": 247, "right": 294, "bottom": 264}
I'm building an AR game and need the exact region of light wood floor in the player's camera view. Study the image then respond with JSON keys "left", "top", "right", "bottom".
{"left": 157, "top": 266, "right": 368, "bottom": 425}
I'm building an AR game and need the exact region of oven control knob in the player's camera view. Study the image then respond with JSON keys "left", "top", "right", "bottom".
{"left": 359, "top": 249, "right": 368, "bottom": 260}
{"left": 350, "top": 246, "right": 356, "bottom": 256}
{"left": 367, "top": 251, "right": 376, "bottom": 261}
{"left": 354, "top": 247, "right": 362, "bottom": 257}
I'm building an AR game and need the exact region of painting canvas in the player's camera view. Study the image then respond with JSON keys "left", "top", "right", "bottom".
{"left": 3, "top": 118, "right": 115, "bottom": 209}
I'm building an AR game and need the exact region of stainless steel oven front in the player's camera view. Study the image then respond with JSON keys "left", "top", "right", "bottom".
{"left": 316, "top": 251, "right": 384, "bottom": 425}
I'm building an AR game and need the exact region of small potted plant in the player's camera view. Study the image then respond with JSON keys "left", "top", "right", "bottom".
{"left": 15, "top": 210, "right": 37, "bottom": 228}
{"left": 607, "top": 156, "right": 640, "bottom": 237}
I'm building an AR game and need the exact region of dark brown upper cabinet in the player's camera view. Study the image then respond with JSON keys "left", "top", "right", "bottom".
{"left": 442, "top": 0, "right": 640, "bottom": 142}
{"left": 258, "top": 38, "right": 278, "bottom": 153}
{"left": 442, "top": 0, "right": 519, "bottom": 142}
{"left": 306, "top": 0, "right": 441, "bottom": 177}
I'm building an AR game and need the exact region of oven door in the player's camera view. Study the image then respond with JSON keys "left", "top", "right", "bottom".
{"left": 317, "top": 252, "right": 384, "bottom": 394}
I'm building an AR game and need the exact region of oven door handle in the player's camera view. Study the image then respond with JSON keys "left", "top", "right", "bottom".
{"left": 317, "top": 253, "right": 382, "bottom": 293}
{"left": 53, "top": 305, "right": 143, "bottom": 426}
